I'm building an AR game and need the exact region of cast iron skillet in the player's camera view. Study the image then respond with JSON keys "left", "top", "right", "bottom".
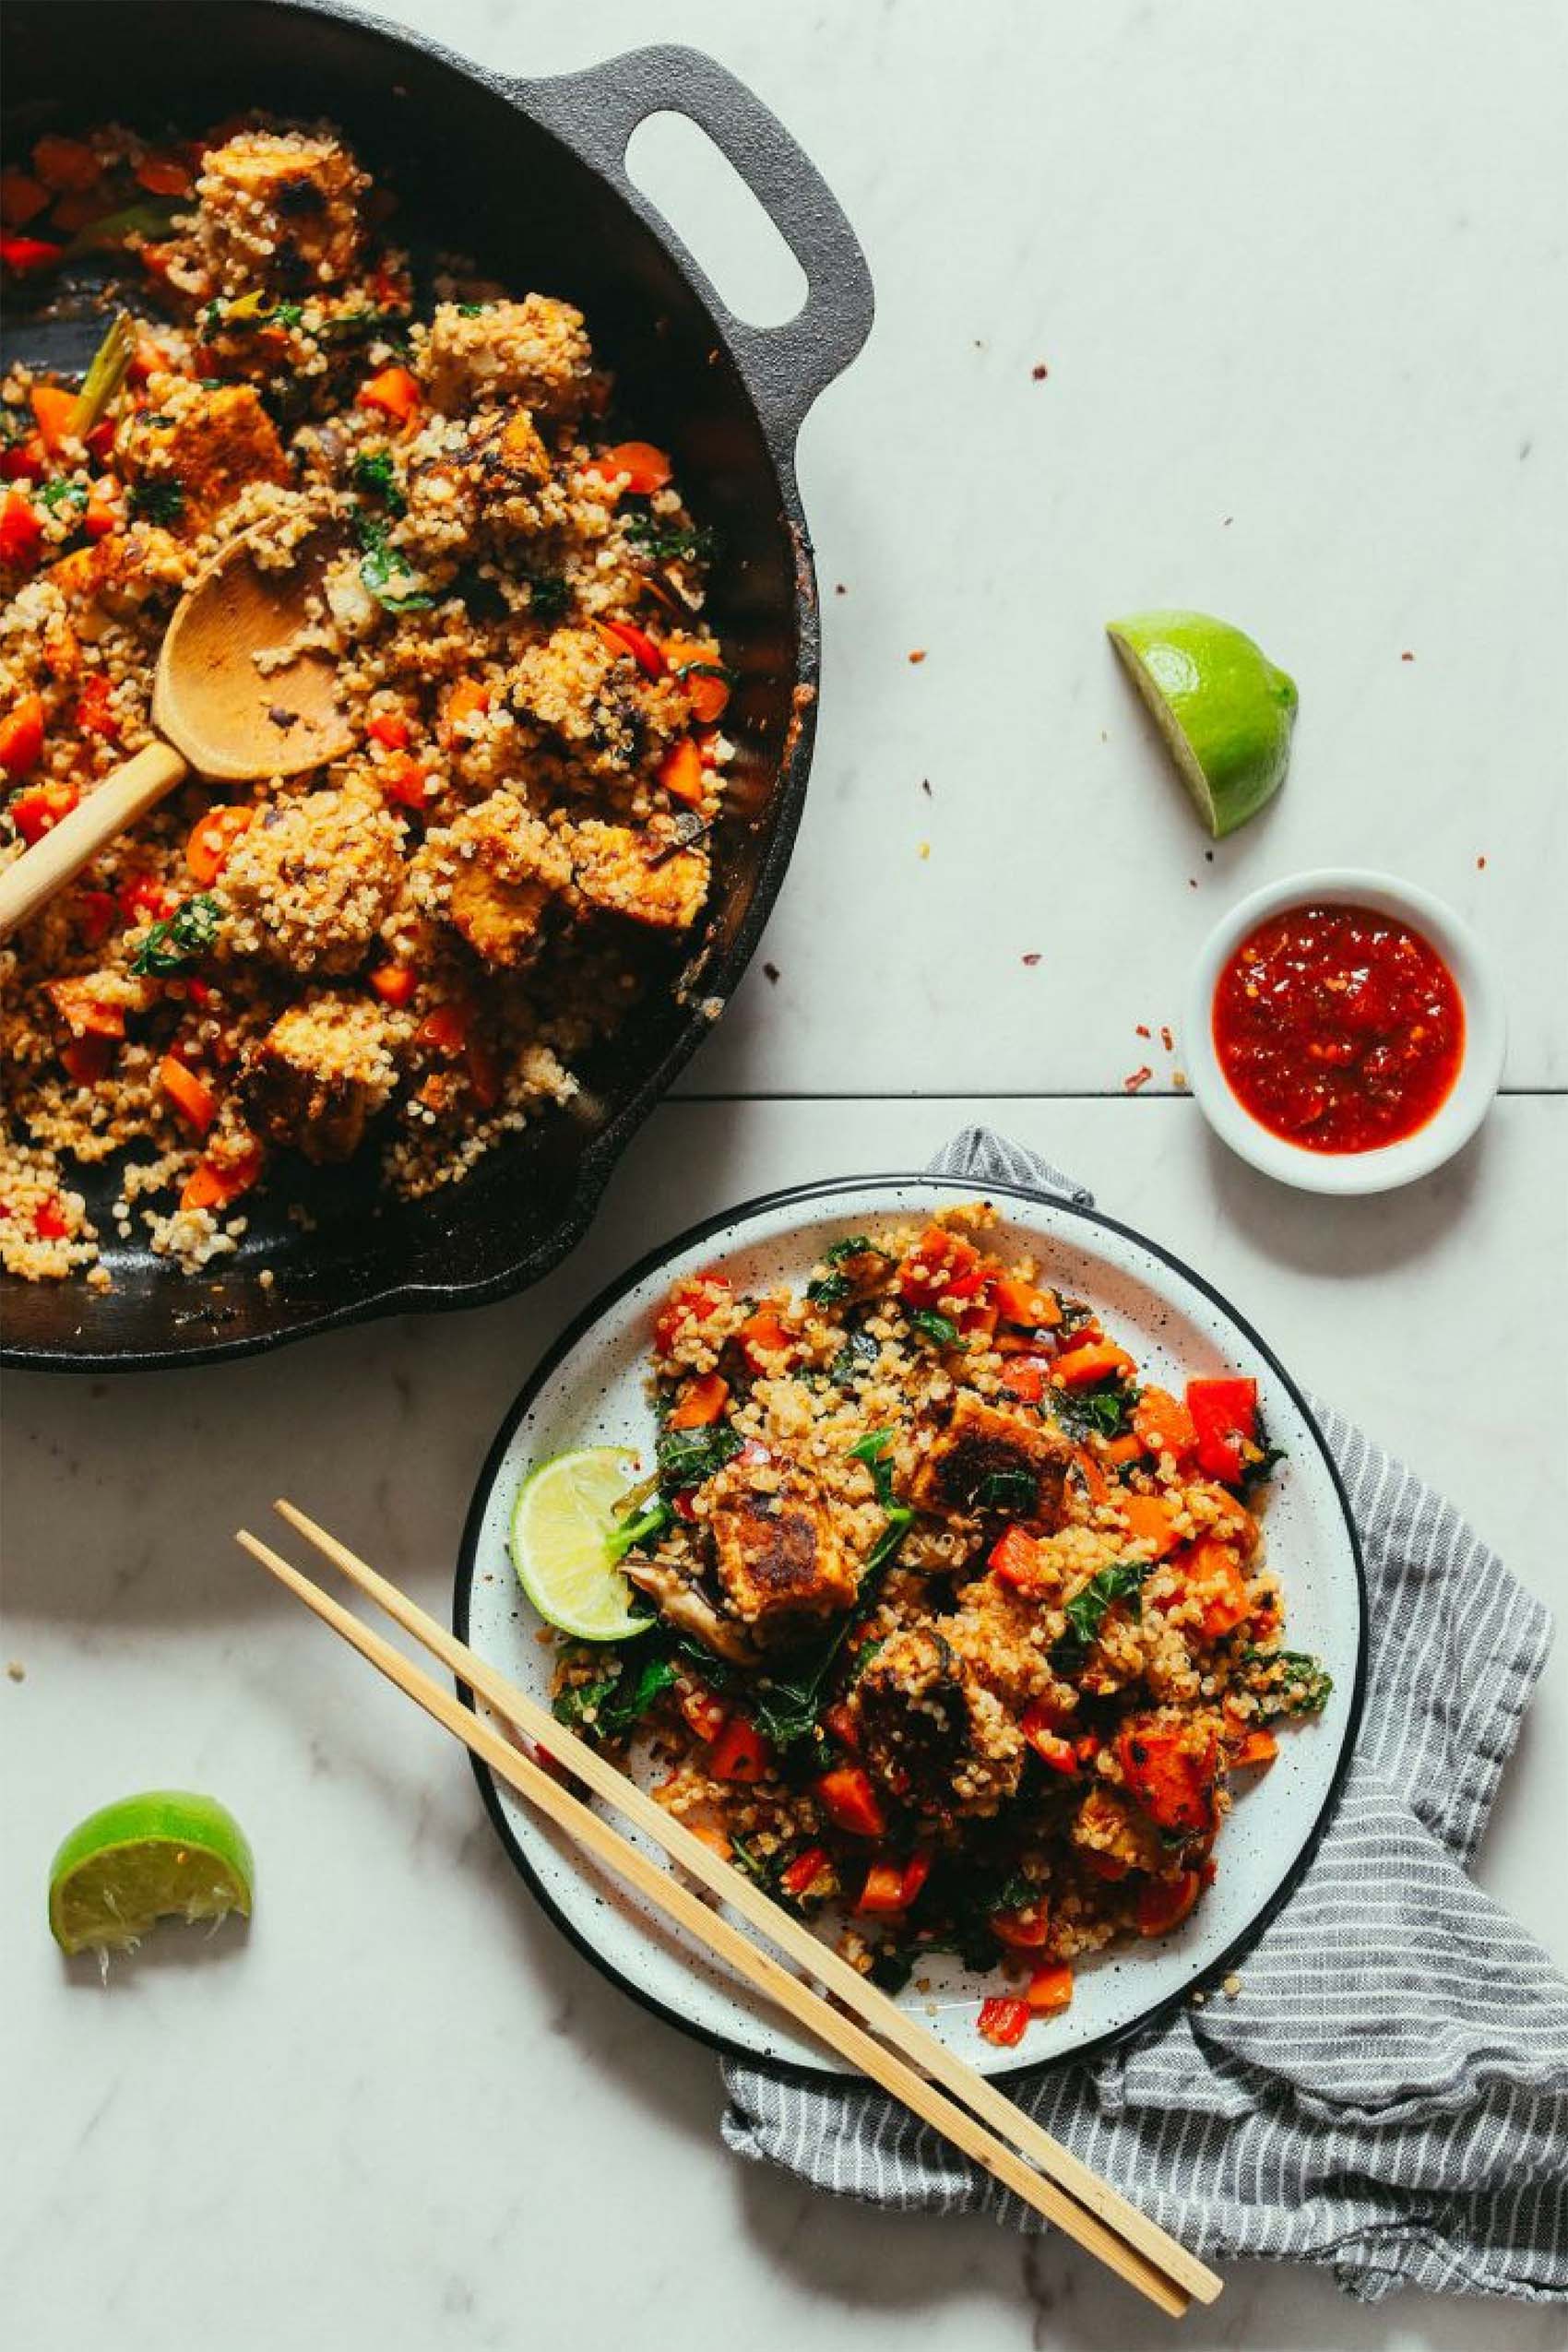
{"left": 0, "top": 0, "right": 873, "bottom": 1372}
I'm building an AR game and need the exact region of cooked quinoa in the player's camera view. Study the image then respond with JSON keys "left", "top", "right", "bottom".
{"left": 543, "top": 1204, "right": 1332, "bottom": 2050}
{"left": 1, "top": 120, "right": 732, "bottom": 1281}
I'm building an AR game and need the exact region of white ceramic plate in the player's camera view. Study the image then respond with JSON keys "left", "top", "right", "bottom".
{"left": 456, "top": 1175, "right": 1366, "bottom": 2077}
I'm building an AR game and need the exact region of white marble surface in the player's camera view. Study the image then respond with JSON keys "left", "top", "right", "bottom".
{"left": 4, "top": 5, "right": 1567, "bottom": 2347}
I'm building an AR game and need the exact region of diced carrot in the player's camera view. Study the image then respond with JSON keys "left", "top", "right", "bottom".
{"left": 1070, "top": 1444, "right": 1110, "bottom": 1506}
{"left": 736, "top": 1304, "right": 796, "bottom": 1373}
{"left": 855, "top": 1860, "right": 908, "bottom": 1915}
{"left": 992, "top": 1274, "right": 1060, "bottom": 1328}
{"left": 1118, "top": 1492, "right": 1183, "bottom": 1560}
{"left": 30, "top": 384, "right": 79, "bottom": 456}
{"left": 1132, "top": 1384, "right": 1197, "bottom": 1461}
{"left": 134, "top": 152, "right": 194, "bottom": 197}
{"left": 0, "top": 493, "right": 44, "bottom": 572}
{"left": 991, "top": 1903, "right": 1051, "bottom": 1949}
{"left": 658, "top": 736, "right": 706, "bottom": 807}
{"left": 368, "top": 961, "right": 418, "bottom": 1008}
{"left": 814, "top": 1764, "right": 886, "bottom": 1840}
{"left": 779, "top": 1846, "right": 830, "bottom": 1902}
{"left": 31, "top": 136, "right": 101, "bottom": 194}
{"left": 159, "top": 1052, "right": 217, "bottom": 1134}
{"left": 0, "top": 693, "right": 47, "bottom": 777}
{"left": 1052, "top": 1337, "right": 1137, "bottom": 1389}
{"left": 594, "top": 440, "right": 671, "bottom": 496}
{"left": 366, "top": 711, "right": 410, "bottom": 751}
{"left": 0, "top": 169, "right": 49, "bottom": 228}
{"left": 666, "top": 1372, "right": 730, "bottom": 1429}
{"left": 1178, "top": 1537, "right": 1253, "bottom": 1641}
{"left": 665, "top": 636, "right": 731, "bottom": 723}
{"left": 1102, "top": 1432, "right": 1143, "bottom": 1467}
{"left": 1117, "top": 1721, "right": 1218, "bottom": 1837}
{"left": 439, "top": 678, "right": 490, "bottom": 746}
{"left": 45, "top": 980, "right": 123, "bottom": 1037}
{"left": 977, "top": 1995, "right": 1031, "bottom": 2048}
{"left": 1229, "top": 1728, "right": 1278, "bottom": 1770}
{"left": 708, "top": 1716, "right": 773, "bottom": 1783}
{"left": 1135, "top": 1870, "right": 1203, "bottom": 1938}
{"left": 185, "top": 802, "right": 254, "bottom": 885}
{"left": 358, "top": 365, "right": 422, "bottom": 426}
{"left": 652, "top": 1273, "right": 732, "bottom": 1354}
{"left": 594, "top": 617, "right": 667, "bottom": 680}
{"left": 180, "top": 1141, "right": 263, "bottom": 1214}
{"left": 1025, "top": 1961, "right": 1075, "bottom": 2013}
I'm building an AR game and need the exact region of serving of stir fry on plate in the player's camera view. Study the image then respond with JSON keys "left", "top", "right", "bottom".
{"left": 535, "top": 1205, "right": 1332, "bottom": 2049}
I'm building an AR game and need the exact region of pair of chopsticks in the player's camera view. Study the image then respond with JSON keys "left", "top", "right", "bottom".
{"left": 237, "top": 1502, "right": 1221, "bottom": 2319}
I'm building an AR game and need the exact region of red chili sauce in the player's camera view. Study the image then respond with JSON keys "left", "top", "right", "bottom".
{"left": 1213, "top": 902, "right": 1464, "bottom": 1153}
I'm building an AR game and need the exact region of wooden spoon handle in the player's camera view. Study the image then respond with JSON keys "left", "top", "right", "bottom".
{"left": 0, "top": 740, "right": 188, "bottom": 943}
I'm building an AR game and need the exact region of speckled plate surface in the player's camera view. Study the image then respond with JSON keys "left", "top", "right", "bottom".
{"left": 455, "top": 1174, "right": 1366, "bottom": 2078}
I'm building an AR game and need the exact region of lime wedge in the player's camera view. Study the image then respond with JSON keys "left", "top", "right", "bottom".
{"left": 510, "top": 1445, "right": 654, "bottom": 1642}
{"left": 1107, "top": 609, "right": 1298, "bottom": 837}
{"left": 49, "top": 1790, "right": 254, "bottom": 1956}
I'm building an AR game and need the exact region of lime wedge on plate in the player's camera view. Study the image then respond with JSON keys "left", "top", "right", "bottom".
{"left": 49, "top": 1789, "right": 254, "bottom": 1956}
{"left": 1107, "top": 609, "right": 1298, "bottom": 837}
{"left": 510, "top": 1444, "right": 652, "bottom": 1642}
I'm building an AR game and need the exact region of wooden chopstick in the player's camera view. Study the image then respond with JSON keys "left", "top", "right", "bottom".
{"left": 251, "top": 1501, "right": 1221, "bottom": 2313}
{"left": 237, "top": 1526, "right": 1187, "bottom": 2314}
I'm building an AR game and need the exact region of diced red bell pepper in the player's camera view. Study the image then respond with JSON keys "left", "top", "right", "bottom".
{"left": 31, "top": 136, "right": 101, "bottom": 194}
{"left": 60, "top": 1032, "right": 112, "bottom": 1085}
{"left": 1184, "top": 1376, "right": 1259, "bottom": 1484}
{"left": 1020, "top": 1703, "right": 1084, "bottom": 1778}
{"left": 997, "top": 1352, "right": 1053, "bottom": 1404}
{"left": 1116, "top": 1721, "right": 1218, "bottom": 1837}
{"left": 989, "top": 1525, "right": 1047, "bottom": 1592}
{"left": 897, "top": 1222, "right": 980, "bottom": 1304}
{"left": 415, "top": 1001, "right": 472, "bottom": 1055}
{"left": 814, "top": 1764, "right": 886, "bottom": 1840}
{"left": 0, "top": 168, "right": 49, "bottom": 228}
{"left": 10, "top": 779, "right": 78, "bottom": 843}
{"left": 991, "top": 1903, "right": 1051, "bottom": 1949}
{"left": 821, "top": 1701, "right": 861, "bottom": 1753}
{"left": 77, "top": 888, "right": 118, "bottom": 945}
{"left": 0, "top": 439, "right": 46, "bottom": 483}
{"left": 366, "top": 711, "right": 411, "bottom": 750}
{"left": 666, "top": 1372, "right": 729, "bottom": 1429}
{"left": 73, "top": 673, "right": 121, "bottom": 740}
{"left": 1025, "top": 1961, "right": 1075, "bottom": 2013}
{"left": 708, "top": 1715, "right": 773, "bottom": 1783}
{"left": 32, "top": 1194, "right": 69, "bottom": 1240}
{"left": 0, "top": 233, "right": 65, "bottom": 278}
{"left": 977, "top": 1995, "right": 1031, "bottom": 2048}
{"left": 779, "top": 1845, "right": 830, "bottom": 1902}
{"left": 0, "top": 493, "right": 44, "bottom": 571}
{"left": 1135, "top": 1870, "right": 1203, "bottom": 1938}
{"left": 652, "top": 1272, "right": 732, "bottom": 1354}
{"left": 378, "top": 752, "right": 431, "bottom": 810}
{"left": 1052, "top": 1337, "right": 1137, "bottom": 1390}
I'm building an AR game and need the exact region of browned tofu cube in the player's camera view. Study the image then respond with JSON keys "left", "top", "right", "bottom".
{"left": 239, "top": 992, "right": 396, "bottom": 1165}
{"left": 907, "top": 1391, "right": 1071, "bottom": 1527}
{"left": 707, "top": 1455, "right": 859, "bottom": 1640}
{"left": 122, "top": 382, "right": 290, "bottom": 534}
{"left": 570, "top": 818, "right": 708, "bottom": 932}
{"left": 197, "top": 131, "right": 369, "bottom": 289}
{"left": 414, "top": 793, "right": 572, "bottom": 969}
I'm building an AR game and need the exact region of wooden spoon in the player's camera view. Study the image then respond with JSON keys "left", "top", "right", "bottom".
{"left": 0, "top": 524, "right": 352, "bottom": 942}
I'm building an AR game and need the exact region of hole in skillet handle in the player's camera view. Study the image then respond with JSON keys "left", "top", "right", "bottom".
{"left": 626, "top": 111, "right": 808, "bottom": 329}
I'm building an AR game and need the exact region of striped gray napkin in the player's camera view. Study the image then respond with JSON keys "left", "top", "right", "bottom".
{"left": 720, "top": 1127, "right": 1568, "bottom": 2302}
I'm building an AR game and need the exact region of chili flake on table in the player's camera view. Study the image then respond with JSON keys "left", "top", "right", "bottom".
{"left": 1212, "top": 902, "right": 1464, "bottom": 1154}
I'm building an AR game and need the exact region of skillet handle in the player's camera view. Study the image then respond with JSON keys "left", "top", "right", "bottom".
{"left": 513, "top": 44, "right": 873, "bottom": 456}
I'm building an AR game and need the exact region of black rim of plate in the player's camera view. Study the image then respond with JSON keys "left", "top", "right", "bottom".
{"left": 453, "top": 1170, "right": 1370, "bottom": 2083}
